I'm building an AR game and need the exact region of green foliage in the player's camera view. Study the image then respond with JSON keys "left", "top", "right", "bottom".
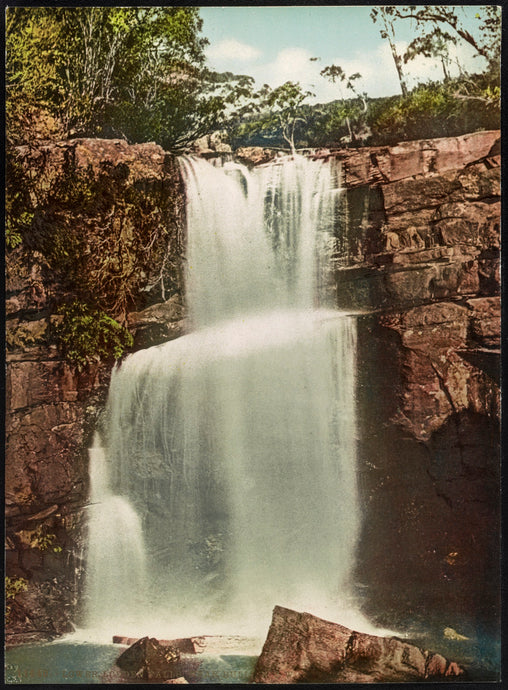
{"left": 5, "top": 150, "right": 35, "bottom": 250}
{"left": 55, "top": 300, "right": 133, "bottom": 369}
{"left": 5, "top": 576, "right": 28, "bottom": 623}
{"left": 303, "top": 100, "right": 369, "bottom": 148}
{"left": 5, "top": 576, "right": 28, "bottom": 600}
{"left": 367, "top": 79, "right": 500, "bottom": 146}
{"left": 6, "top": 7, "right": 240, "bottom": 151}
{"left": 29, "top": 526, "right": 62, "bottom": 553}
{"left": 6, "top": 227, "right": 23, "bottom": 250}
{"left": 318, "top": 63, "right": 368, "bottom": 144}
{"left": 371, "top": 84, "right": 450, "bottom": 141}
{"left": 233, "top": 81, "right": 313, "bottom": 151}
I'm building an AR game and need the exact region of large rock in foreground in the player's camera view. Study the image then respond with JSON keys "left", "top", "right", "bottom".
{"left": 116, "top": 636, "right": 180, "bottom": 681}
{"left": 253, "top": 607, "right": 464, "bottom": 683}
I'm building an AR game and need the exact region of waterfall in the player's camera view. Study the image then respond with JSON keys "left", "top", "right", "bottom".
{"left": 84, "top": 154, "right": 361, "bottom": 638}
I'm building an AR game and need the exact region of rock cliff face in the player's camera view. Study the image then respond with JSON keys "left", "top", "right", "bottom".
{"left": 5, "top": 139, "right": 185, "bottom": 644}
{"left": 329, "top": 130, "right": 500, "bottom": 633}
{"left": 5, "top": 131, "right": 500, "bottom": 643}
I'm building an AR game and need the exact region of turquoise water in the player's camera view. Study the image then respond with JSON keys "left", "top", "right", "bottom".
{"left": 4, "top": 643, "right": 258, "bottom": 684}
{"left": 5, "top": 634, "right": 501, "bottom": 683}
{"left": 5, "top": 644, "right": 122, "bottom": 684}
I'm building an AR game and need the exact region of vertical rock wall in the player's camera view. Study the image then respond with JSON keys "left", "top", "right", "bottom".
{"left": 5, "top": 139, "right": 185, "bottom": 644}
{"left": 329, "top": 130, "right": 501, "bottom": 633}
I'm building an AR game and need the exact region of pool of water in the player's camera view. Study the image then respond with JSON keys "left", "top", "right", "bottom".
{"left": 4, "top": 642, "right": 258, "bottom": 684}
{"left": 4, "top": 629, "right": 500, "bottom": 684}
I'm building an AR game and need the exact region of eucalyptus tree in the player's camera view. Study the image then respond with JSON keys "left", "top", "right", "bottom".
{"left": 394, "top": 5, "right": 500, "bottom": 69}
{"left": 255, "top": 81, "right": 315, "bottom": 153}
{"left": 393, "top": 5, "right": 501, "bottom": 106}
{"left": 370, "top": 7, "right": 409, "bottom": 97}
{"left": 319, "top": 64, "right": 368, "bottom": 143}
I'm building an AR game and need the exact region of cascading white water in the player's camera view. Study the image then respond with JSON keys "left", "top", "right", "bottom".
{"left": 85, "top": 435, "right": 147, "bottom": 632}
{"left": 85, "top": 154, "right": 362, "bottom": 639}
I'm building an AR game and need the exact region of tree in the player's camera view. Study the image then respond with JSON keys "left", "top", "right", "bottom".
{"left": 394, "top": 5, "right": 501, "bottom": 107}
{"left": 370, "top": 7, "right": 409, "bottom": 97}
{"left": 204, "top": 70, "right": 259, "bottom": 142}
{"left": 319, "top": 64, "right": 368, "bottom": 143}
{"left": 404, "top": 29, "right": 456, "bottom": 81}
{"left": 252, "top": 81, "right": 314, "bottom": 153}
{"left": 393, "top": 5, "right": 500, "bottom": 69}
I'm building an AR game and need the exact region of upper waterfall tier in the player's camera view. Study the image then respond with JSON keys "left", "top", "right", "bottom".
{"left": 180, "top": 155, "right": 338, "bottom": 328}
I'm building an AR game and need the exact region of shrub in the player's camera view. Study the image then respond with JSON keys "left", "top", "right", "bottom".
{"left": 29, "top": 525, "right": 63, "bottom": 553}
{"left": 367, "top": 79, "right": 500, "bottom": 146}
{"left": 5, "top": 149, "right": 35, "bottom": 250}
{"left": 54, "top": 300, "right": 133, "bottom": 369}
{"left": 5, "top": 576, "right": 28, "bottom": 623}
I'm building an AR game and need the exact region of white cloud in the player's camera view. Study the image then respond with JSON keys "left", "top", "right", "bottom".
{"left": 207, "top": 35, "right": 490, "bottom": 104}
{"left": 267, "top": 46, "right": 403, "bottom": 103}
{"left": 244, "top": 47, "right": 338, "bottom": 101}
{"left": 246, "top": 44, "right": 404, "bottom": 103}
{"left": 207, "top": 38, "right": 262, "bottom": 63}
{"left": 269, "top": 47, "right": 316, "bottom": 88}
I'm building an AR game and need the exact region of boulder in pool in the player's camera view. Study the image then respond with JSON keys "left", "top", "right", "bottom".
{"left": 253, "top": 606, "right": 465, "bottom": 683}
{"left": 116, "top": 636, "right": 180, "bottom": 681}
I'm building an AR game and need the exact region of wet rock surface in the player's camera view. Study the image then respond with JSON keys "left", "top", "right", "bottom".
{"left": 253, "top": 606, "right": 464, "bottom": 683}
{"left": 127, "top": 294, "right": 187, "bottom": 348}
{"left": 113, "top": 634, "right": 260, "bottom": 655}
{"left": 116, "top": 636, "right": 180, "bottom": 681}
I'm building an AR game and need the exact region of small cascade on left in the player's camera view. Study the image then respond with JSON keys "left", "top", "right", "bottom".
{"left": 84, "top": 433, "right": 148, "bottom": 638}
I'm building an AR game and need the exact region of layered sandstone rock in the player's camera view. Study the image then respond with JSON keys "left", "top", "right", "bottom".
{"left": 253, "top": 606, "right": 464, "bottom": 683}
{"left": 333, "top": 131, "right": 501, "bottom": 632}
{"left": 5, "top": 138, "right": 184, "bottom": 643}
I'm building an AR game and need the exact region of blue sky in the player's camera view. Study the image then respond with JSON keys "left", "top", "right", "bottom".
{"left": 200, "top": 6, "right": 490, "bottom": 101}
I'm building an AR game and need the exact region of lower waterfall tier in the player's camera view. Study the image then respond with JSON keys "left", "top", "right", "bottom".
{"left": 85, "top": 309, "right": 360, "bottom": 637}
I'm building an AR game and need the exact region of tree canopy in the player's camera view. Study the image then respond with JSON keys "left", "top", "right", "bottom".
{"left": 6, "top": 6, "right": 245, "bottom": 151}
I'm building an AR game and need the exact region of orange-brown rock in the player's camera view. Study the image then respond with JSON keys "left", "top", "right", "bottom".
{"left": 5, "top": 138, "right": 184, "bottom": 644}
{"left": 253, "top": 607, "right": 464, "bottom": 683}
{"left": 16, "top": 138, "right": 171, "bottom": 186}
{"left": 333, "top": 130, "right": 499, "bottom": 188}
{"left": 235, "top": 146, "right": 277, "bottom": 167}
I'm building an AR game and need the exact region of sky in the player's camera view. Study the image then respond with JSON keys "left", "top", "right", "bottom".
{"left": 200, "top": 6, "right": 489, "bottom": 102}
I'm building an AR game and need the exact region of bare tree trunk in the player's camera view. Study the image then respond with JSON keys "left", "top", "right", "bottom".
{"left": 377, "top": 9, "right": 409, "bottom": 98}
{"left": 389, "top": 37, "right": 409, "bottom": 97}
